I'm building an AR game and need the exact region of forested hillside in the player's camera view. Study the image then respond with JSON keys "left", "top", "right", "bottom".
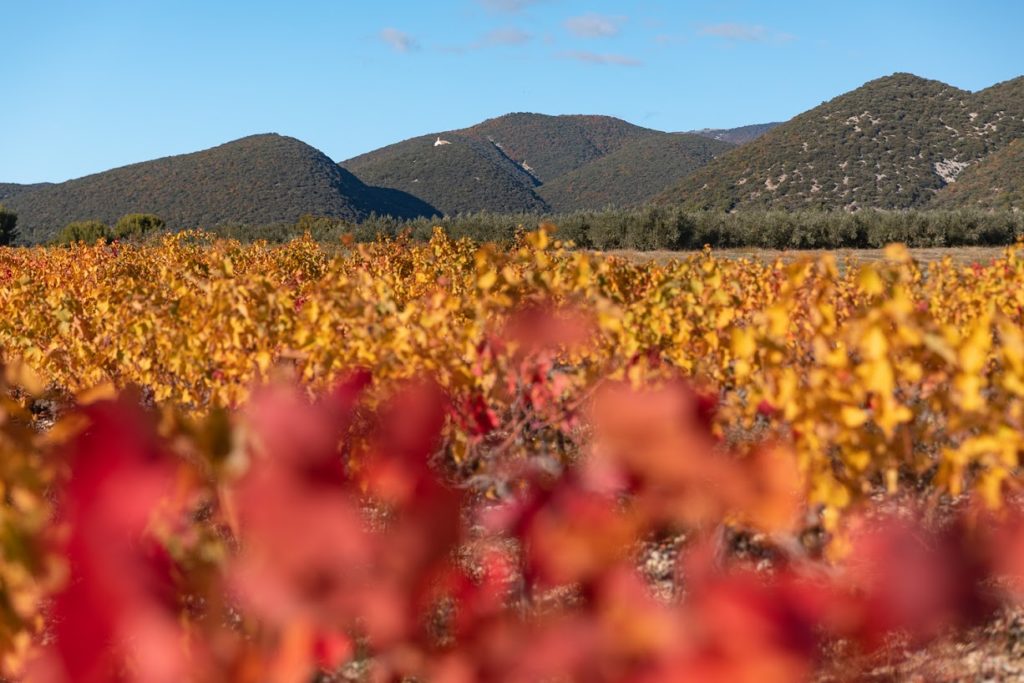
{"left": 932, "top": 138, "right": 1024, "bottom": 209}
{"left": 538, "top": 134, "right": 733, "bottom": 211}
{"left": 662, "top": 74, "right": 1024, "bottom": 211}
{"left": 4, "top": 74, "right": 1023, "bottom": 243}
{"left": 340, "top": 131, "right": 547, "bottom": 215}
{"left": 5, "top": 134, "right": 437, "bottom": 243}
{"left": 688, "top": 122, "right": 781, "bottom": 144}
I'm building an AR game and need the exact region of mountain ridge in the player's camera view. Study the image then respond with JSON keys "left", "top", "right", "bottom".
{"left": 341, "top": 129, "right": 548, "bottom": 215}
{"left": 0, "top": 183, "right": 51, "bottom": 203}
{"left": 341, "top": 113, "right": 748, "bottom": 215}
{"left": 4, "top": 71, "right": 1023, "bottom": 242}
{"left": 4, "top": 134, "right": 438, "bottom": 244}
{"left": 687, "top": 122, "right": 782, "bottom": 145}
{"left": 539, "top": 133, "right": 734, "bottom": 212}
{"left": 659, "top": 73, "right": 1024, "bottom": 211}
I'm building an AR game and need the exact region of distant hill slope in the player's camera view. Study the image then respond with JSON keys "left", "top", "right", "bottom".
{"left": 661, "top": 74, "right": 1024, "bottom": 211}
{"left": 340, "top": 131, "right": 548, "bottom": 216}
{"left": 688, "top": 122, "right": 782, "bottom": 145}
{"left": 539, "top": 133, "right": 734, "bottom": 212}
{"left": 6, "top": 134, "right": 437, "bottom": 243}
{"left": 463, "top": 113, "right": 658, "bottom": 182}
{"left": 932, "top": 138, "right": 1024, "bottom": 210}
{"left": 0, "top": 183, "right": 51, "bottom": 203}
{"left": 341, "top": 113, "right": 674, "bottom": 215}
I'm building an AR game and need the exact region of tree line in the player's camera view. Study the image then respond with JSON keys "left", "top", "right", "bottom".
{"left": 211, "top": 208, "right": 1024, "bottom": 251}
{"left": 3, "top": 206, "right": 1023, "bottom": 251}
{"left": 0, "top": 212, "right": 166, "bottom": 246}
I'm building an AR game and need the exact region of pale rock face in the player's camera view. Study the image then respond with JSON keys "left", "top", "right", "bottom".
{"left": 764, "top": 173, "right": 787, "bottom": 191}
{"left": 934, "top": 159, "right": 970, "bottom": 184}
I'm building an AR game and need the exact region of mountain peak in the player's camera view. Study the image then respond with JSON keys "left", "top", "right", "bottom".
{"left": 7, "top": 71, "right": 1022, "bottom": 236}
{"left": 341, "top": 112, "right": 663, "bottom": 214}
{"left": 4, "top": 134, "right": 436, "bottom": 243}
{"left": 659, "top": 73, "right": 1024, "bottom": 211}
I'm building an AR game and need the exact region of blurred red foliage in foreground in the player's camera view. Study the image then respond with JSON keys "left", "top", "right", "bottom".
{"left": 16, "top": 370, "right": 1024, "bottom": 682}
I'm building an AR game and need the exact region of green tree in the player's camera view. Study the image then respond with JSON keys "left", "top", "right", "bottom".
{"left": 0, "top": 204, "right": 18, "bottom": 246}
{"left": 56, "top": 221, "right": 111, "bottom": 245}
{"left": 113, "top": 213, "right": 165, "bottom": 241}
{"left": 293, "top": 213, "right": 353, "bottom": 240}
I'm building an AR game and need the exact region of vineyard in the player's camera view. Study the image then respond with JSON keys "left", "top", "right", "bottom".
{"left": 4, "top": 228, "right": 1024, "bottom": 680}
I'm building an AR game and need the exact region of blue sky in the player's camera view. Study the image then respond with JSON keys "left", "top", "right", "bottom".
{"left": 3, "top": 0, "right": 1022, "bottom": 183}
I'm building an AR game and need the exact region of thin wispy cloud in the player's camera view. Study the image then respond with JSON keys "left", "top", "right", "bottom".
{"left": 564, "top": 13, "right": 624, "bottom": 38}
{"left": 477, "top": 27, "right": 531, "bottom": 46}
{"left": 379, "top": 27, "right": 419, "bottom": 53}
{"left": 699, "top": 23, "right": 795, "bottom": 44}
{"left": 558, "top": 50, "right": 642, "bottom": 67}
{"left": 654, "top": 33, "right": 688, "bottom": 46}
{"left": 441, "top": 27, "right": 532, "bottom": 53}
{"left": 477, "top": 0, "right": 544, "bottom": 13}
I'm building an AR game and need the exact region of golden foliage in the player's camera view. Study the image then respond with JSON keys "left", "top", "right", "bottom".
{"left": 3, "top": 230, "right": 1024, "bottom": 524}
